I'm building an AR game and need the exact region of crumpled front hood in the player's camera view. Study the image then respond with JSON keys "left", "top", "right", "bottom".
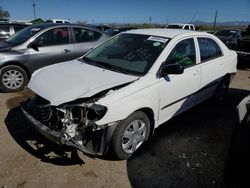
{"left": 28, "top": 59, "right": 139, "bottom": 105}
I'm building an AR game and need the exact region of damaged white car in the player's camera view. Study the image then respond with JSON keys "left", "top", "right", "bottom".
{"left": 21, "top": 29, "right": 237, "bottom": 159}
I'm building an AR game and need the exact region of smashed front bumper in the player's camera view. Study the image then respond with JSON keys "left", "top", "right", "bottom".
{"left": 21, "top": 104, "right": 118, "bottom": 156}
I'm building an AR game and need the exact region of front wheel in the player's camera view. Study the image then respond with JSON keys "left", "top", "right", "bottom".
{"left": 0, "top": 65, "right": 28, "bottom": 92}
{"left": 111, "top": 111, "right": 150, "bottom": 159}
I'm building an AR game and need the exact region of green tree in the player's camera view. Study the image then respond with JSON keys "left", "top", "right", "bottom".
{"left": 0, "top": 7, "right": 10, "bottom": 19}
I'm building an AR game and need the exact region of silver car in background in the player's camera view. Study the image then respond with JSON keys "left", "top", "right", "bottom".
{"left": 0, "top": 23, "right": 109, "bottom": 92}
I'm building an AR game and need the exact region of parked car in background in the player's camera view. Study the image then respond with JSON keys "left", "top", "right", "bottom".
{"left": 214, "top": 29, "right": 242, "bottom": 50}
{"left": 46, "top": 19, "right": 71, "bottom": 24}
{"left": 0, "top": 23, "right": 109, "bottom": 92}
{"left": 105, "top": 26, "right": 137, "bottom": 36}
{"left": 0, "top": 23, "right": 28, "bottom": 41}
{"left": 165, "top": 23, "right": 196, "bottom": 30}
{"left": 21, "top": 29, "right": 237, "bottom": 160}
{"left": 90, "top": 24, "right": 111, "bottom": 32}
{"left": 237, "top": 24, "right": 250, "bottom": 64}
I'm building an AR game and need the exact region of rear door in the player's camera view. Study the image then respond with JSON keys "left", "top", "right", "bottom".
{"left": 27, "top": 26, "right": 74, "bottom": 71}
{"left": 195, "top": 37, "right": 224, "bottom": 99}
{"left": 71, "top": 27, "right": 103, "bottom": 58}
{"left": 158, "top": 37, "right": 201, "bottom": 124}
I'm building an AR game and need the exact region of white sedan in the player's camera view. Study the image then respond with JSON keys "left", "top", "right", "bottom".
{"left": 21, "top": 29, "right": 237, "bottom": 159}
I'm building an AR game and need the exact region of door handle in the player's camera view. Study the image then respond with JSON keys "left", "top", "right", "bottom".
{"left": 63, "top": 49, "right": 71, "bottom": 54}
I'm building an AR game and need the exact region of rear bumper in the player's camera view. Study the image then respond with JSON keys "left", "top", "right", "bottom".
{"left": 21, "top": 104, "right": 118, "bottom": 156}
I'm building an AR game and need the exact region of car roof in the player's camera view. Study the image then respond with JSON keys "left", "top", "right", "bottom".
{"left": 216, "top": 29, "right": 240, "bottom": 32}
{"left": 168, "top": 23, "right": 194, "bottom": 26}
{"left": 124, "top": 28, "right": 203, "bottom": 39}
{"left": 25, "top": 23, "right": 105, "bottom": 33}
{"left": 0, "top": 23, "right": 28, "bottom": 26}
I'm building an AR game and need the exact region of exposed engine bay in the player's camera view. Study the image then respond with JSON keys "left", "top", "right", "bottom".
{"left": 21, "top": 86, "right": 125, "bottom": 156}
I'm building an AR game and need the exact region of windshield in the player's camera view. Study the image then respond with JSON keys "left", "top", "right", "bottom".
{"left": 81, "top": 33, "right": 169, "bottom": 76}
{"left": 214, "top": 30, "right": 237, "bottom": 38}
{"left": 5, "top": 25, "right": 46, "bottom": 45}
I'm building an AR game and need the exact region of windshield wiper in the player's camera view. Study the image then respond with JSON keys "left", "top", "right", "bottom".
{"left": 80, "top": 57, "right": 105, "bottom": 68}
{"left": 81, "top": 57, "right": 131, "bottom": 75}
{"left": 95, "top": 61, "right": 131, "bottom": 74}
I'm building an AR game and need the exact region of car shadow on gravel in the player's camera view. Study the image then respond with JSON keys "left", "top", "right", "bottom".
{"left": 5, "top": 89, "right": 33, "bottom": 109}
{"left": 4, "top": 107, "right": 85, "bottom": 166}
{"left": 126, "top": 88, "right": 250, "bottom": 188}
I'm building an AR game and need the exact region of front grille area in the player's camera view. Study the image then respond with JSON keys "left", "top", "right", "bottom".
{"left": 33, "top": 105, "right": 53, "bottom": 122}
{"left": 24, "top": 95, "right": 63, "bottom": 131}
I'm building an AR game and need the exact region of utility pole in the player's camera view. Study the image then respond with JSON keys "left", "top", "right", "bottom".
{"left": 213, "top": 10, "right": 218, "bottom": 29}
{"left": 149, "top": 16, "right": 152, "bottom": 24}
{"left": 32, "top": 0, "right": 37, "bottom": 19}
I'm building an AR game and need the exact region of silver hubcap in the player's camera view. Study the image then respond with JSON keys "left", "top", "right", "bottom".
{"left": 122, "top": 119, "right": 147, "bottom": 154}
{"left": 2, "top": 70, "right": 24, "bottom": 89}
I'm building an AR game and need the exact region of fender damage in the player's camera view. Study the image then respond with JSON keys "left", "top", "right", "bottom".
{"left": 21, "top": 83, "right": 132, "bottom": 156}
{"left": 21, "top": 60, "right": 139, "bottom": 156}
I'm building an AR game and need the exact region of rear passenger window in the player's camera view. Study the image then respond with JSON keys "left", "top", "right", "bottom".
{"left": 198, "top": 37, "right": 222, "bottom": 62}
{"left": 166, "top": 38, "right": 196, "bottom": 68}
{"left": 73, "top": 27, "right": 101, "bottom": 43}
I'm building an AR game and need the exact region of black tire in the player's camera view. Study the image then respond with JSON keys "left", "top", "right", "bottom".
{"left": 111, "top": 111, "right": 151, "bottom": 159}
{"left": 0, "top": 65, "right": 28, "bottom": 92}
{"left": 212, "top": 76, "right": 230, "bottom": 103}
{"left": 224, "top": 111, "right": 250, "bottom": 188}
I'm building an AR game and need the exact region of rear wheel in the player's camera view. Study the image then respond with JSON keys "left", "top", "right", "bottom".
{"left": 111, "top": 111, "right": 150, "bottom": 159}
{"left": 212, "top": 76, "right": 230, "bottom": 103}
{"left": 0, "top": 65, "right": 28, "bottom": 92}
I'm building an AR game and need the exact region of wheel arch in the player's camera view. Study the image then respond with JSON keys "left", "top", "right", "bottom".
{"left": 0, "top": 62, "right": 31, "bottom": 80}
{"left": 223, "top": 73, "right": 231, "bottom": 83}
{"left": 135, "top": 107, "right": 156, "bottom": 137}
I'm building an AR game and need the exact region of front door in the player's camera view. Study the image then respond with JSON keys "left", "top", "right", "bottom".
{"left": 27, "top": 27, "right": 74, "bottom": 71}
{"left": 158, "top": 38, "right": 201, "bottom": 125}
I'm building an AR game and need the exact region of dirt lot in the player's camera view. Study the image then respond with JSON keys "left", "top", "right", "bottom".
{"left": 0, "top": 68, "right": 249, "bottom": 188}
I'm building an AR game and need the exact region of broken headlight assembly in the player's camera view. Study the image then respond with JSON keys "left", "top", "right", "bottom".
{"left": 68, "top": 103, "right": 107, "bottom": 128}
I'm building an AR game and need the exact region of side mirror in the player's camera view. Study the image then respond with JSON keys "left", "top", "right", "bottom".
{"left": 28, "top": 40, "right": 43, "bottom": 51}
{"left": 160, "top": 64, "right": 184, "bottom": 77}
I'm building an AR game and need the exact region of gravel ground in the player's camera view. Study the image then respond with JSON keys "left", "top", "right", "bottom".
{"left": 0, "top": 68, "right": 249, "bottom": 188}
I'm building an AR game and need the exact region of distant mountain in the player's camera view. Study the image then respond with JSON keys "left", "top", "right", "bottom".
{"left": 191, "top": 20, "right": 250, "bottom": 26}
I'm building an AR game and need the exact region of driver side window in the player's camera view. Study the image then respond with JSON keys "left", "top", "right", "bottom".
{"left": 35, "top": 27, "right": 69, "bottom": 46}
{"left": 166, "top": 38, "right": 196, "bottom": 68}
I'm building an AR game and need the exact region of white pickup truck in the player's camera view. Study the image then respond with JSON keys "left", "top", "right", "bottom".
{"left": 165, "top": 23, "right": 196, "bottom": 30}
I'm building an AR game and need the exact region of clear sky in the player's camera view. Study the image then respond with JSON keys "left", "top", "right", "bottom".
{"left": 1, "top": 0, "right": 250, "bottom": 24}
